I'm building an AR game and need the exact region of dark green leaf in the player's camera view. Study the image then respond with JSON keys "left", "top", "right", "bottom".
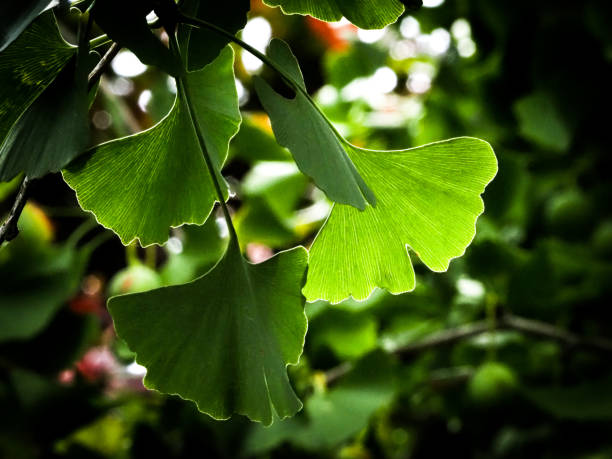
{"left": 92, "top": 0, "right": 182, "bottom": 76}
{"left": 179, "top": 0, "right": 250, "bottom": 71}
{"left": 108, "top": 241, "right": 308, "bottom": 425}
{"left": 0, "top": 0, "right": 50, "bottom": 52}
{"left": 254, "top": 39, "right": 375, "bottom": 210}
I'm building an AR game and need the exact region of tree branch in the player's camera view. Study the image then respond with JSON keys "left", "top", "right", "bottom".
{"left": 324, "top": 313, "right": 612, "bottom": 384}
{"left": 88, "top": 42, "right": 120, "bottom": 90}
{"left": 0, "top": 177, "right": 30, "bottom": 244}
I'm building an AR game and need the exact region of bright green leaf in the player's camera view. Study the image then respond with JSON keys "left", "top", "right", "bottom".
{"left": 64, "top": 46, "right": 241, "bottom": 246}
{"left": 0, "top": 0, "right": 50, "bottom": 52}
{"left": 263, "top": 0, "right": 404, "bottom": 29}
{"left": 254, "top": 39, "right": 375, "bottom": 210}
{"left": 108, "top": 241, "right": 308, "bottom": 425}
{"left": 179, "top": 0, "right": 250, "bottom": 71}
{"left": 304, "top": 138, "right": 498, "bottom": 303}
{"left": 0, "top": 12, "right": 74, "bottom": 160}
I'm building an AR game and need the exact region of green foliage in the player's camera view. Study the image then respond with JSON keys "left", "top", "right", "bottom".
{"left": 0, "top": 0, "right": 50, "bottom": 52}
{"left": 305, "top": 138, "right": 497, "bottom": 303}
{"left": 64, "top": 47, "right": 240, "bottom": 246}
{"left": 108, "top": 241, "right": 308, "bottom": 425}
{"left": 263, "top": 0, "right": 405, "bottom": 29}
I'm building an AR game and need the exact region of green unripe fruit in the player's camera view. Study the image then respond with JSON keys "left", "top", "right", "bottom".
{"left": 468, "top": 362, "right": 518, "bottom": 405}
{"left": 545, "top": 189, "right": 594, "bottom": 240}
{"left": 108, "top": 264, "right": 162, "bottom": 297}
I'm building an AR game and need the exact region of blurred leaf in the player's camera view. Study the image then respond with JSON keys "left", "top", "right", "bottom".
{"left": 0, "top": 0, "right": 49, "bottom": 52}
{"left": 245, "top": 351, "right": 397, "bottom": 453}
{"left": 254, "top": 39, "right": 375, "bottom": 210}
{"left": 524, "top": 377, "right": 612, "bottom": 420}
{"left": 514, "top": 92, "right": 572, "bottom": 153}
{"left": 304, "top": 138, "right": 498, "bottom": 303}
{"left": 229, "top": 115, "right": 291, "bottom": 162}
{"left": 179, "top": 0, "right": 250, "bottom": 71}
{"left": 108, "top": 241, "right": 308, "bottom": 425}
{"left": 0, "top": 238, "right": 90, "bottom": 342}
{"left": 160, "top": 218, "right": 229, "bottom": 285}
{"left": 325, "top": 42, "right": 387, "bottom": 88}
{"left": 92, "top": 0, "right": 182, "bottom": 76}
{"left": 263, "top": 0, "right": 405, "bottom": 29}
{"left": 64, "top": 47, "right": 240, "bottom": 246}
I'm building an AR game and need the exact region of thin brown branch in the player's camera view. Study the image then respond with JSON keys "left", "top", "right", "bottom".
{"left": 0, "top": 177, "right": 30, "bottom": 244}
{"left": 324, "top": 313, "right": 612, "bottom": 385}
{"left": 88, "top": 42, "right": 120, "bottom": 90}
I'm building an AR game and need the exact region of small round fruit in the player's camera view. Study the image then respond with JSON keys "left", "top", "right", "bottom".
{"left": 108, "top": 264, "right": 162, "bottom": 296}
{"left": 468, "top": 362, "right": 518, "bottom": 405}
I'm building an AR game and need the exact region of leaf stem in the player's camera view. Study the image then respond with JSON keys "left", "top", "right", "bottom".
{"left": 168, "top": 33, "right": 238, "bottom": 244}
{"left": 177, "top": 14, "right": 348, "bottom": 144}
{"left": 0, "top": 177, "right": 30, "bottom": 244}
{"left": 89, "top": 34, "right": 111, "bottom": 49}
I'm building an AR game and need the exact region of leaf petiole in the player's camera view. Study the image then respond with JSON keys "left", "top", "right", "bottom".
{"left": 168, "top": 33, "right": 239, "bottom": 244}
{"left": 177, "top": 14, "right": 348, "bottom": 145}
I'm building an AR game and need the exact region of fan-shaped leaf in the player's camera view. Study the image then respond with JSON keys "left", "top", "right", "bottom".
{"left": 63, "top": 46, "right": 240, "bottom": 246}
{"left": 108, "top": 241, "right": 308, "bottom": 425}
{"left": 0, "top": 0, "right": 50, "bottom": 52}
{"left": 304, "top": 138, "right": 498, "bottom": 303}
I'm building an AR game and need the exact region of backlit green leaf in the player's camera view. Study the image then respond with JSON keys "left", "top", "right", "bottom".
{"left": 304, "top": 138, "right": 498, "bottom": 303}
{"left": 263, "top": 0, "right": 405, "bottom": 29}
{"left": 63, "top": 47, "right": 240, "bottom": 246}
{"left": 254, "top": 39, "right": 375, "bottom": 210}
{"left": 108, "top": 241, "right": 308, "bottom": 425}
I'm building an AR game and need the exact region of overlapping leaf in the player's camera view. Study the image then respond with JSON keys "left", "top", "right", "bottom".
{"left": 254, "top": 39, "right": 375, "bottom": 210}
{"left": 263, "top": 0, "right": 404, "bottom": 29}
{"left": 0, "top": 0, "right": 50, "bottom": 52}
{"left": 0, "top": 12, "right": 74, "bottom": 162}
{"left": 179, "top": 0, "right": 250, "bottom": 71}
{"left": 304, "top": 138, "right": 498, "bottom": 303}
{"left": 0, "top": 44, "right": 95, "bottom": 181}
{"left": 92, "top": 0, "right": 182, "bottom": 76}
{"left": 108, "top": 241, "right": 308, "bottom": 425}
{"left": 64, "top": 46, "right": 241, "bottom": 246}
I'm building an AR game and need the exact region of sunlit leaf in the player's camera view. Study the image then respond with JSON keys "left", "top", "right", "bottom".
{"left": 304, "top": 138, "right": 498, "bottom": 303}
{"left": 108, "top": 241, "right": 308, "bottom": 425}
{"left": 263, "top": 0, "right": 404, "bottom": 29}
{"left": 64, "top": 47, "right": 240, "bottom": 246}
{"left": 254, "top": 39, "right": 375, "bottom": 210}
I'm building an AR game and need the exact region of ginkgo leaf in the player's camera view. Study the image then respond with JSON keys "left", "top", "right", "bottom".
{"left": 108, "top": 240, "right": 308, "bottom": 426}
{"left": 0, "top": 12, "right": 74, "bottom": 157}
{"left": 63, "top": 46, "right": 241, "bottom": 246}
{"left": 263, "top": 0, "right": 404, "bottom": 29}
{"left": 254, "top": 39, "right": 375, "bottom": 210}
{"left": 0, "top": 46, "right": 96, "bottom": 181}
{"left": 303, "top": 138, "right": 498, "bottom": 304}
{"left": 0, "top": 0, "right": 50, "bottom": 52}
{"left": 179, "top": 0, "right": 250, "bottom": 71}
{"left": 92, "top": 0, "right": 182, "bottom": 77}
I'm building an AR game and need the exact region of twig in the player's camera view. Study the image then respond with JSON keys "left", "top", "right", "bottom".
{"left": 0, "top": 177, "right": 30, "bottom": 244}
{"left": 88, "top": 42, "right": 121, "bottom": 90}
{"left": 324, "top": 313, "right": 612, "bottom": 384}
